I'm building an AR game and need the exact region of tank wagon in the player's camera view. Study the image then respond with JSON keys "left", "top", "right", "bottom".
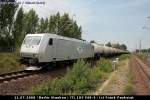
{"left": 90, "top": 43, "right": 105, "bottom": 58}
{"left": 91, "top": 42, "right": 128, "bottom": 58}
{"left": 20, "top": 33, "right": 94, "bottom": 70}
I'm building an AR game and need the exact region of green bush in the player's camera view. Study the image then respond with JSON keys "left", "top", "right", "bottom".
{"left": 96, "top": 58, "right": 113, "bottom": 73}
{"left": 32, "top": 59, "right": 102, "bottom": 95}
{"left": 119, "top": 54, "right": 130, "bottom": 60}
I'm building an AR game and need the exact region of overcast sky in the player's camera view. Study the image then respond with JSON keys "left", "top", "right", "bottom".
{"left": 17, "top": 0, "right": 150, "bottom": 51}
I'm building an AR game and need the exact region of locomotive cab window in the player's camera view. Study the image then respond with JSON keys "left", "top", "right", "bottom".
{"left": 49, "top": 38, "right": 53, "bottom": 45}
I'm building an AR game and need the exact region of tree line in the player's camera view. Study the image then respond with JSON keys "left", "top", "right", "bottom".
{"left": 90, "top": 40, "right": 127, "bottom": 50}
{"left": 0, "top": 0, "right": 82, "bottom": 51}
{"left": 136, "top": 48, "right": 150, "bottom": 53}
{"left": 105, "top": 42, "right": 127, "bottom": 50}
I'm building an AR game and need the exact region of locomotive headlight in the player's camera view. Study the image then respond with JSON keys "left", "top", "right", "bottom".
{"left": 33, "top": 54, "right": 38, "bottom": 58}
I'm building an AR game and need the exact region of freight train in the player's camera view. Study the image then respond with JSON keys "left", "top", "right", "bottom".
{"left": 19, "top": 33, "right": 128, "bottom": 70}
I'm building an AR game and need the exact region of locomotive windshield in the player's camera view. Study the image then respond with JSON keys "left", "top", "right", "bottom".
{"left": 23, "top": 36, "right": 41, "bottom": 45}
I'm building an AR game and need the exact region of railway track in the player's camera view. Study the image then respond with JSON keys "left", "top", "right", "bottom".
{"left": 138, "top": 56, "right": 150, "bottom": 68}
{"left": 0, "top": 62, "right": 74, "bottom": 84}
{"left": 0, "top": 70, "right": 37, "bottom": 83}
{"left": 132, "top": 55, "right": 150, "bottom": 93}
{"left": 0, "top": 65, "right": 68, "bottom": 95}
{"left": 133, "top": 56, "right": 150, "bottom": 82}
{"left": 130, "top": 55, "right": 150, "bottom": 94}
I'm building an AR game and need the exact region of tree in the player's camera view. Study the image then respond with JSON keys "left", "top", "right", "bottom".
{"left": 0, "top": 0, "right": 18, "bottom": 35}
{"left": 37, "top": 18, "right": 44, "bottom": 33}
{"left": 23, "top": 9, "right": 39, "bottom": 35}
{"left": 111, "top": 43, "right": 127, "bottom": 50}
{"left": 90, "top": 40, "right": 96, "bottom": 43}
{"left": 112, "top": 43, "right": 120, "bottom": 49}
{"left": 106, "top": 42, "right": 111, "bottom": 47}
{"left": 48, "top": 12, "right": 82, "bottom": 39}
{"left": 48, "top": 16, "right": 55, "bottom": 33}
{"left": 12, "top": 7, "right": 24, "bottom": 49}
{"left": 120, "top": 44, "right": 127, "bottom": 50}
{"left": 0, "top": 0, "right": 18, "bottom": 48}
{"left": 38, "top": 18, "right": 49, "bottom": 33}
{"left": 59, "top": 13, "right": 70, "bottom": 36}
{"left": 44, "top": 18, "right": 49, "bottom": 32}
{"left": 48, "top": 12, "right": 61, "bottom": 34}
{"left": 68, "top": 21, "right": 82, "bottom": 39}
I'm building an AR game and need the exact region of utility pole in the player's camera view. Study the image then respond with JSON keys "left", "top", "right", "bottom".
{"left": 139, "top": 39, "right": 142, "bottom": 54}
{"left": 141, "top": 16, "right": 150, "bottom": 54}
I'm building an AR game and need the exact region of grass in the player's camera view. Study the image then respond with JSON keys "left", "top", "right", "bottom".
{"left": 118, "top": 54, "right": 135, "bottom": 95}
{"left": 96, "top": 58, "right": 113, "bottom": 72}
{"left": 0, "top": 53, "right": 24, "bottom": 74}
{"left": 138, "top": 53, "right": 145, "bottom": 60}
{"left": 32, "top": 58, "right": 113, "bottom": 95}
{"left": 138, "top": 53, "right": 150, "bottom": 62}
{"left": 119, "top": 54, "right": 130, "bottom": 61}
{"left": 123, "top": 66, "right": 135, "bottom": 95}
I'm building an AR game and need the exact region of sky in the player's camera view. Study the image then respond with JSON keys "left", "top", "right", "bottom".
{"left": 16, "top": 0, "right": 150, "bottom": 51}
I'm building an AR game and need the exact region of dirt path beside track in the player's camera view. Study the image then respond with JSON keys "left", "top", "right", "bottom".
{"left": 95, "top": 59, "right": 130, "bottom": 95}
